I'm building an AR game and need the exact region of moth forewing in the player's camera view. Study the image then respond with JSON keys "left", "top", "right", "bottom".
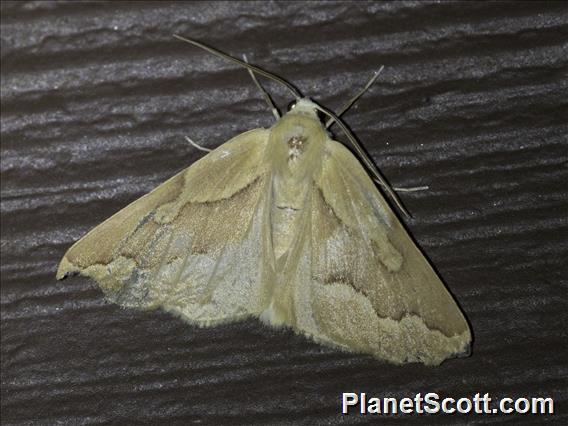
{"left": 58, "top": 40, "right": 471, "bottom": 365}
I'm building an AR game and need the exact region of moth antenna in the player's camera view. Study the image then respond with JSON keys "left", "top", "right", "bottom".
{"left": 325, "top": 66, "right": 384, "bottom": 129}
{"left": 173, "top": 35, "right": 302, "bottom": 100}
{"left": 314, "top": 104, "right": 411, "bottom": 218}
{"left": 243, "top": 54, "right": 280, "bottom": 120}
{"left": 185, "top": 136, "right": 212, "bottom": 153}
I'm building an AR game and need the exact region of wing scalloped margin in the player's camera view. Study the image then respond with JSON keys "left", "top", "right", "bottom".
{"left": 57, "top": 129, "right": 273, "bottom": 325}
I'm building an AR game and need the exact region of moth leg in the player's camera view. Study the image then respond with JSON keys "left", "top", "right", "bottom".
{"left": 242, "top": 54, "right": 280, "bottom": 121}
{"left": 325, "top": 66, "right": 385, "bottom": 129}
{"left": 184, "top": 136, "right": 212, "bottom": 153}
{"left": 393, "top": 185, "right": 429, "bottom": 192}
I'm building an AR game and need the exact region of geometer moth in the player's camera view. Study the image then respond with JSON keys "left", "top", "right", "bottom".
{"left": 57, "top": 37, "right": 471, "bottom": 366}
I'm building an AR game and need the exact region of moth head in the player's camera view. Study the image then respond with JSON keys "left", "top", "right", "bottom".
{"left": 286, "top": 98, "right": 320, "bottom": 118}
{"left": 274, "top": 99, "right": 325, "bottom": 140}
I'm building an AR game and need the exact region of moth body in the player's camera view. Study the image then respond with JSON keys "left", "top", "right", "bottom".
{"left": 264, "top": 99, "right": 327, "bottom": 325}
{"left": 267, "top": 99, "right": 324, "bottom": 261}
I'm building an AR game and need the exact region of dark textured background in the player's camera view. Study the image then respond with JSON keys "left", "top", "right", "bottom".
{"left": 1, "top": 1, "right": 567, "bottom": 424}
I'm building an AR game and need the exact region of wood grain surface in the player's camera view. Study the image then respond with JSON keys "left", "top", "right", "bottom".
{"left": 1, "top": 1, "right": 567, "bottom": 424}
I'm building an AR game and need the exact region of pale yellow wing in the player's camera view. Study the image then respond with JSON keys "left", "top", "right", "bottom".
{"left": 57, "top": 129, "right": 272, "bottom": 325}
{"left": 293, "top": 140, "right": 471, "bottom": 365}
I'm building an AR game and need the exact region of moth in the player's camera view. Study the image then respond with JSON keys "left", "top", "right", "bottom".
{"left": 57, "top": 36, "right": 471, "bottom": 366}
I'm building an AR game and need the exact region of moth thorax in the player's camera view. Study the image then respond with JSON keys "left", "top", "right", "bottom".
{"left": 287, "top": 136, "right": 307, "bottom": 161}
{"left": 269, "top": 114, "right": 325, "bottom": 176}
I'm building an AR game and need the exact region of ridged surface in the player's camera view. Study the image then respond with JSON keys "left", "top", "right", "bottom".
{"left": 1, "top": 1, "right": 567, "bottom": 424}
